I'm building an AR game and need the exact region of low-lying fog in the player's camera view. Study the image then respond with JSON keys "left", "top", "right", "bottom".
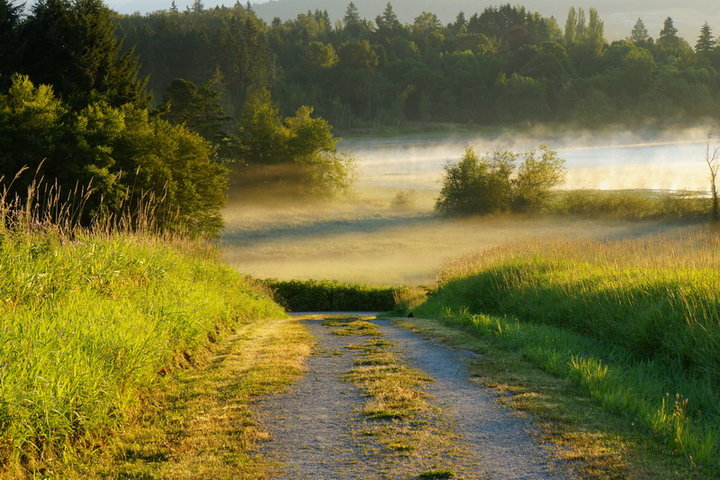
{"left": 341, "top": 128, "right": 715, "bottom": 191}
{"left": 222, "top": 129, "right": 712, "bottom": 285}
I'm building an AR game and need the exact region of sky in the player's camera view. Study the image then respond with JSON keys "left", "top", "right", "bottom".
{"left": 99, "top": 0, "right": 720, "bottom": 41}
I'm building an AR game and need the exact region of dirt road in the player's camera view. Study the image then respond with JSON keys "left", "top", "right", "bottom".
{"left": 259, "top": 315, "right": 571, "bottom": 480}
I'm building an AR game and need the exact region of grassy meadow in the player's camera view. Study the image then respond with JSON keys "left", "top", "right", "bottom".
{"left": 0, "top": 225, "right": 284, "bottom": 476}
{"left": 221, "top": 186, "right": 702, "bottom": 286}
{"left": 407, "top": 230, "right": 720, "bottom": 473}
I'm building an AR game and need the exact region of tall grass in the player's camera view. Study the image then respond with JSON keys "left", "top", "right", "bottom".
{"left": 550, "top": 189, "right": 709, "bottom": 220}
{"left": 415, "top": 231, "right": 720, "bottom": 471}
{"left": 0, "top": 175, "right": 284, "bottom": 475}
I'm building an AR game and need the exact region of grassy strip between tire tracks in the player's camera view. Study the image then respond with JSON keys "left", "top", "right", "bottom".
{"left": 324, "top": 318, "right": 466, "bottom": 480}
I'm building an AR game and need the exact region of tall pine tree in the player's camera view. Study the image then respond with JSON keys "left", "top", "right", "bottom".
{"left": 696, "top": 22, "right": 716, "bottom": 53}
{"left": 19, "top": 0, "right": 149, "bottom": 109}
{"left": 0, "top": 0, "right": 22, "bottom": 83}
{"left": 630, "top": 18, "right": 650, "bottom": 45}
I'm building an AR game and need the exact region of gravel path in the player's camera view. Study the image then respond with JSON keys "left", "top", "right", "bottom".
{"left": 259, "top": 315, "right": 572, "bottom": 480}
{"left": 258, "top": 319, "right": 383, "bottom": 479}
{"left": 374, "top": 319, "right": 571, "bottom": 480}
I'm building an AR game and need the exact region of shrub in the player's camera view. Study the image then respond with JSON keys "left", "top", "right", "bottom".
{"left": 435, "top": 146, "right": 565, "bottom": 215}
{"left": 265, "top": 279, "right": 395, "bottom": 312}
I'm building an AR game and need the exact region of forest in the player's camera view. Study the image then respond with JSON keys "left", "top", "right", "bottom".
{"left": 114, "top": 1, "right": 720, "bottom": 129}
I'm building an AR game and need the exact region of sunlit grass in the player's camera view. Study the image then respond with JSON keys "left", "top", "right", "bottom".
{"left": 414, "top": 230, "right": 720, "bottom": 472}
{"left": 0, "top": 176, "right": 285, "bottom": 476}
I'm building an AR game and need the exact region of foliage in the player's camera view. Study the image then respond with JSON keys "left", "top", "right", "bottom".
{"left": 159, "top": 77, "right": 234, "bottom": 160}
{"left": 0, "top": 74, "right": 228, "bottom": 237}
{"left": 116, "top": 3, "right": 270, "bottom": 115}
{"left": 0, "top": 226, "right": 284, "bottom": 474}
{"left": 15, "top": 0, "right": 149, "bottom": 109}
{"left": 236, "top": 88, "right": 355, "bottom": 196}
{"left": 414, "top": 232, "right": 720, "bottom": 471}
{"left": 436, "top": 146, "right": 565, "bottom": 215}
{"left": 114, "top": 4, "right": 720, "bottom": 128}
{"left": 550, "top": 189, "right": 709, "bottom": 220}
{"left": 265, "top": 279, "right": 396, "bottom": 312}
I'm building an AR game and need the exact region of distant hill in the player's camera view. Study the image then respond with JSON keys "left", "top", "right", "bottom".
{"left": 109, "top": 0, "right": 719, "bottom": 41}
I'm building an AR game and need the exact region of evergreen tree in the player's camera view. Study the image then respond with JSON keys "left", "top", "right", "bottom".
{"left": 343, "top": 2, "right": 361, "bottom": 37}
{"left": 659, "top": 17, "right": 678, "bottom": 41}
{"left": 20, "top": 0, "right": 149, "bottom": 109}
{"left": 170, "top": 1, "right": 178, "bottom": 13}
{"left": 630, "top": 18, "right": 649, "bottom": 44}
{"left": 696, "top": 22, "right": 716, "bottom": 53}
{"left": 0, "top": 0, "right": 22, "bottom": 82}
{"left": 376, "top": 2, "right": 401, "bottom": 37}
{"left": 160, "top": 77, "right": 233, "bottom": 159}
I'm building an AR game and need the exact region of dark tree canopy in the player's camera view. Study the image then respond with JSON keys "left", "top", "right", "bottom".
{"left": 18, "top": 0, "right": 149, "bottom": 109}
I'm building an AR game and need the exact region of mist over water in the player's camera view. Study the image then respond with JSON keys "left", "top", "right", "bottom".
{"left": 341, "top": 128, "right": 714, "bottom": 192}
{"left": 222, "top": 128, "right": 711, "bottom": 285}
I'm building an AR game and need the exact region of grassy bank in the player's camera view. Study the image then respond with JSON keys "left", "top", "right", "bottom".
{"left": 0, "top": 229, "right": 284, "bottom": 476}
{"left": 410, "top": 230, "right": 720, "bottom": 474}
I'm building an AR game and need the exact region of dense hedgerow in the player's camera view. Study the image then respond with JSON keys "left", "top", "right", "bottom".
{"left": 265, "top": 279, "right": 395, "bottom": 312}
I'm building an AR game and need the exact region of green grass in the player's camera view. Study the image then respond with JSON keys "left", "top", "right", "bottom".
{"left": 0, "top": 229, "right": 285, "bottom": 476}
{"left": 410, "top": 230, "right": 720, "bottom": 474}
{"left": 265, "top": 279, "right": 396, "bottom": 312}
{"left": 550, "top": 189, "right": 708, "bottom": 220}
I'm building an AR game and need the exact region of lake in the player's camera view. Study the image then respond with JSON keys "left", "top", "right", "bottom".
{"left": 340, "top": 129, "right": 714, "bottom": 192}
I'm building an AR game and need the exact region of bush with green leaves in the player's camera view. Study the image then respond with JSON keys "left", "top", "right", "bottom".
{"left": 236, "top": 88, "right": 355, "bottom": 197}
{"left": 436, "top": 146, "right": 565, "bottom": 215}
{"left": 0, "top": 74, "right": 227, "bottom": 237}
{"left": 265, "top": 279, "right": 395, "bottom": 312}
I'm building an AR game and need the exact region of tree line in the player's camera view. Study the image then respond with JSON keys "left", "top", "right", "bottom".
{"left": 115, "top": 2, "right": 720, "bottom": 129}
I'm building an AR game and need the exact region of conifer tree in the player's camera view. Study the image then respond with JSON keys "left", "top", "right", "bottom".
{"left": 696, "top": 22, "right": 716, "bottom": 53}
{"left": 343, "top": 2, "right": 362, "bottom": 37}
{"left": 630, "top": 18, "right": 649, "bottom": 44}
{"left": 0, "top": 0, "right": 22, "bottom": 82}
{"left": 19, "top": 0, "right": 149, "bottom": 109}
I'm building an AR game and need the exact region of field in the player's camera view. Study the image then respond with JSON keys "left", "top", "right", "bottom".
{"left": 407, "top": 229, "right": 720, "bottom": 472}
{"left": 221, "top": 187, "right": 702, "bottom": 286}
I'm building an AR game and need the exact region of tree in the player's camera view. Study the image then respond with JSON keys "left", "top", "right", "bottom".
{"left": 376, "top": 2, "right": 402, "bottom": 36}
{"left": 512, "top": 146, "right": 566, "bottom": 211}
{"left": 343, "top": 2, "right": 362, "bottom": 38}
{"left": 660, "top": 17, "right": 678, "bottom": 40}
{"left": 696, "top": 23, "right": 716, "bottom": 53}
{"left": 630, "top": 18, "right": 649, "bottom": 44}
{"left": 159, "top": 77, "right": 233, "bottom": 159}
{"left": 236, "top": 88, "right": 355, "bottom": 196}
{"left": 435, "top": 147, "right": 514, "bottom": 215}
{"left": 19, "top": 0, "right": 149, "bottom": 109}
{"left": 436, "top": 146, "right": 565, "bottom": 215}
{"left": 0, "top": 74, "right": 228, "bottom": 237}
{"left": 564, "top": 7, "right": 577, "bottom": 45}
{"left": 706, "top": 134, "right": 720, "bottom": 221}
{"left": 0, "top": 0, "right": 22, "bottom": 82}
